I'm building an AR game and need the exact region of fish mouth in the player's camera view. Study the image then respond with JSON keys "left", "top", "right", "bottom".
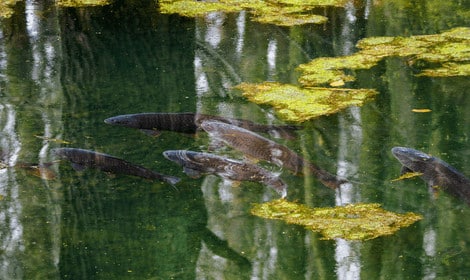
{"left": 103, "top": 117, "right": 118, "bottom": 125}
{"left": 163, "top": 150, "right": 184, "bottom": 163}
{"left": 104, "top": 115, "right": 134, "bottom": 126}
{"left": 199, "top": 120, "right": 223, "bottom": 133}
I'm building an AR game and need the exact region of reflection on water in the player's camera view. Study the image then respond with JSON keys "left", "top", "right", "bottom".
{"left": 0, "top": 0, "right": 470, "bottom": 279}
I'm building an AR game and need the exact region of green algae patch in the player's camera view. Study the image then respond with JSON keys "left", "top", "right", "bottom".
{"left": 236, "top": 82, "right": 377, "bottom": 122}
{"left": 298, "top": 54, "right": 382, "bottom": 86}
{"left": 159, "top": 0, "right": 349, "bottom": 26}
{"left": 251, "top": 199, "right": 422, "bottom": 240}
{"left": 159, "top": 0, "right": 243, "bottom": 17}
{"left": 56, "top": 0, "right": 111, "bottom": 7}
{"left": 0, "top": 0, "right": 22, "bottom": 18}
{"left": 298, "top": 27, "right": 470, "bottom": 86}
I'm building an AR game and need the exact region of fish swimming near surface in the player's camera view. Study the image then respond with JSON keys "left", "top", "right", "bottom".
{"left": 163, "top": 150, "right": 288, "bottom": 198}
{"left": 391, "top": 146, "right": 470, "bottom": 205}
{"left": 53, "top": 148, "right": 180, "bottom": 185}
{"left": 200, "top": 120, "right": 347, "bottom": 189}
{"left": 104, "top": 112, "right": 300, "bottom": 139}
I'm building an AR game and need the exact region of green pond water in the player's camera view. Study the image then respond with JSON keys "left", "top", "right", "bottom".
{"left": 0, "top": 1, "right": 470, "bottom": 279}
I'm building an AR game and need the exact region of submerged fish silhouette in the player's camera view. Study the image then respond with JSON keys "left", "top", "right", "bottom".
{"left": 200, "top": 120, "right": 346, "bottom": 189}
{"left": 163, "top": 150, "right": 287, "bottom": 198}
{"left": 53, "top": 148, "right": 180, "bottom": 185}
{"left": 391, "top": 147, "right": 470, "bottom": 205}
{"left": 104, "top": 112, "right": 300, "bottom": 139}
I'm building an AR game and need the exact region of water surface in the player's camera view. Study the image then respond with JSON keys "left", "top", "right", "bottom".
{"left": 0, "top": 1, "right": 470, "bottom": 279}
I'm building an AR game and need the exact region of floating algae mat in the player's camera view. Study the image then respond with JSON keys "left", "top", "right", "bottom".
{"left": 251, "top": 199, "right": 422, "bottom": 240}
{"left": 236, "top": 82, "right": 377, "bottom": 122}
{"left": 298, "top": 27, "right": 470, "bottom": 86}
{"left": 0, "top": 0, "right": 110, "bottom": 16}
{"left": 0, "top": 0, "right": 22, "bottom": 18}
{"left": 159, "top": 0, "right": 349, "bottom": 26}
{"left": 56, "top": 0, "right": 111, "bottom": 7}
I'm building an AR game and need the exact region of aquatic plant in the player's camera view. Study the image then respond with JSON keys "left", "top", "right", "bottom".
{"left": 251, "top": 199, "right": 422, "bottom": 240}
{"left": 236, "top": 82, "right": 377, "bottom": 122}
{"left": 159, "top": 0, "right": 349, "bottom": 26}
{"left": 237, "top": 28, "right": 469, "bottom": 122}
{"left": 56, "top": 0, "right": 111, "bottom": 7}
{"left": 0, "top": 0, "right": 22, "bottom": 18}
{"left": 298, "top": 27, "right": 470, "bottom": 86}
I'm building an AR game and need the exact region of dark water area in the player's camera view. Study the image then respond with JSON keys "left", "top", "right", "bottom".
{"left": 0, "top": 1, "right": 470, "bottom": 279}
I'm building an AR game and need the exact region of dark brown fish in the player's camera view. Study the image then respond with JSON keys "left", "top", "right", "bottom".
{"left": 200, "top": 120, "right": 346, "bottom": 189}
{"left": 163, "top": 150, "right": 287, "bottom": 198}
{"left": 53, "top": 148, "right": 180, "bottom": 185}
{"left": 104, "top": 112, "right": 300, "bottom": 139}
{"left": 392, "top": 147, "right": 470, "bottom": 205}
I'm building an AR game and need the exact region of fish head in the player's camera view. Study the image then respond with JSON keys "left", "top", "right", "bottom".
{"left": 199, "top": 120, "right": 226, "bottom": 136}
{"left": 51, "top": 148, "right": 89, "bottom": 170}
{"left": 51, "top": 148, "right": 69, "bottom": 159}
{"left": 104, "top": 115, "right": 140, "bottom": 128}
{"left": 391, "top": 147, "right": 434, "bottom": 173}
{"left": 163, "top": 150, "right": 188, "bottom": 166}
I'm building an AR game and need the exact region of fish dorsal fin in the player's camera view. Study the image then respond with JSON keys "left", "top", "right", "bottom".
{"left": 140, "top": 129, "right": 162, "bottom": 137}
{"left": 71, "top": 163, "right": 87, "bottom": 172}
{"left": 183, "top": 167, "right": 202, "bottom": 178}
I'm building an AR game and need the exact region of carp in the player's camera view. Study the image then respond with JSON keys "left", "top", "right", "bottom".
{"left": 104, "top": 112, "right": 300, "bottom": 139}
{"left": 392, "top": 146, "right": 470, "bottom": 205}
{"left": 200, "top": 120, "right": 346, "bottom": 189}
{"left": 53, "top": 148, "right": 180, "bottom": 185}
{"left": 163, "top": 150, "right": 287, "bottom": 198}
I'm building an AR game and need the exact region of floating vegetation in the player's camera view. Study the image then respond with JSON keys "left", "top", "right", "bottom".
{"left": 159, "top": 0, "right": 349, "bottom": 26}
{"left": 236, "top": 82, "right": 377, "bottom": 122}
{"left": 411, "top": 108, "right": 432, "bottom": 113}
{"left": 251, "top": 199, "right": 422, "bottom": 240}
{"left": 298, "top": 27, "right": 470, "bottom": 86}
{"left": 35, "top": 135, "right": 71, "bottom": 145}
{"left": 391, "top": 172, "right": 423, "bottom": 182}
{"left": 0, "top": 0, "right": 21, "bottom": 18}
{"left": 56, "top": 0, "right": 111, "bottom": 7}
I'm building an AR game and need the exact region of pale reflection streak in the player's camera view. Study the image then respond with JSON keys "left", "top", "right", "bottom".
{"left": 235, "top": 11, "right": 246, "bottom": 55}
{"left": 27, "top": 0, "right": 63, "bottom": 274}
{"left": 195, "top": 12, "right": 230, "bottom": 277}
{"left": 0, "top": 11, "right": 24, "bottom": 276}
{"left": 267, "top": 39, "right": 277, "bottom": 80}
{"left": 422, "top": 228, "right": 437, "bottom": 280}
{"left": 334, "top": 108, "right": 362, "bottom": 280}
{"left": 0, "top": 104, "right": 23, "bottom": 280}
{"left": 251, "top": 220, "right": 278, "bottom": 280}
{"left": 334, "top": 2, "right": 362, "bottom": 279}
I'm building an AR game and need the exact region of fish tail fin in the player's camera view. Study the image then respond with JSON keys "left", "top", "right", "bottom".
{"left": 266, "top": 176, "right": 288, "bottom": 198}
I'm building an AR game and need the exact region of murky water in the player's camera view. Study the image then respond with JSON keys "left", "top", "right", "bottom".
{"left": 0, "top": 1, "right": 470, "bottom": 279}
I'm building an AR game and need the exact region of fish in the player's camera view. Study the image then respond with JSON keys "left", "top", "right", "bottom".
{"left": 53, "top": 148, "right": 180, "bottom": 185}
{"left": 391, "top": 146, "right": 470, "bottom": 205}
{"left": 104, "top": 112, "right": 300, "bottom": 139}
{"left": 200, "top": 120, "right": 347, "bottom": 189}
{"left": 163, "top": 150, "right": 288, "bottom": 198}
